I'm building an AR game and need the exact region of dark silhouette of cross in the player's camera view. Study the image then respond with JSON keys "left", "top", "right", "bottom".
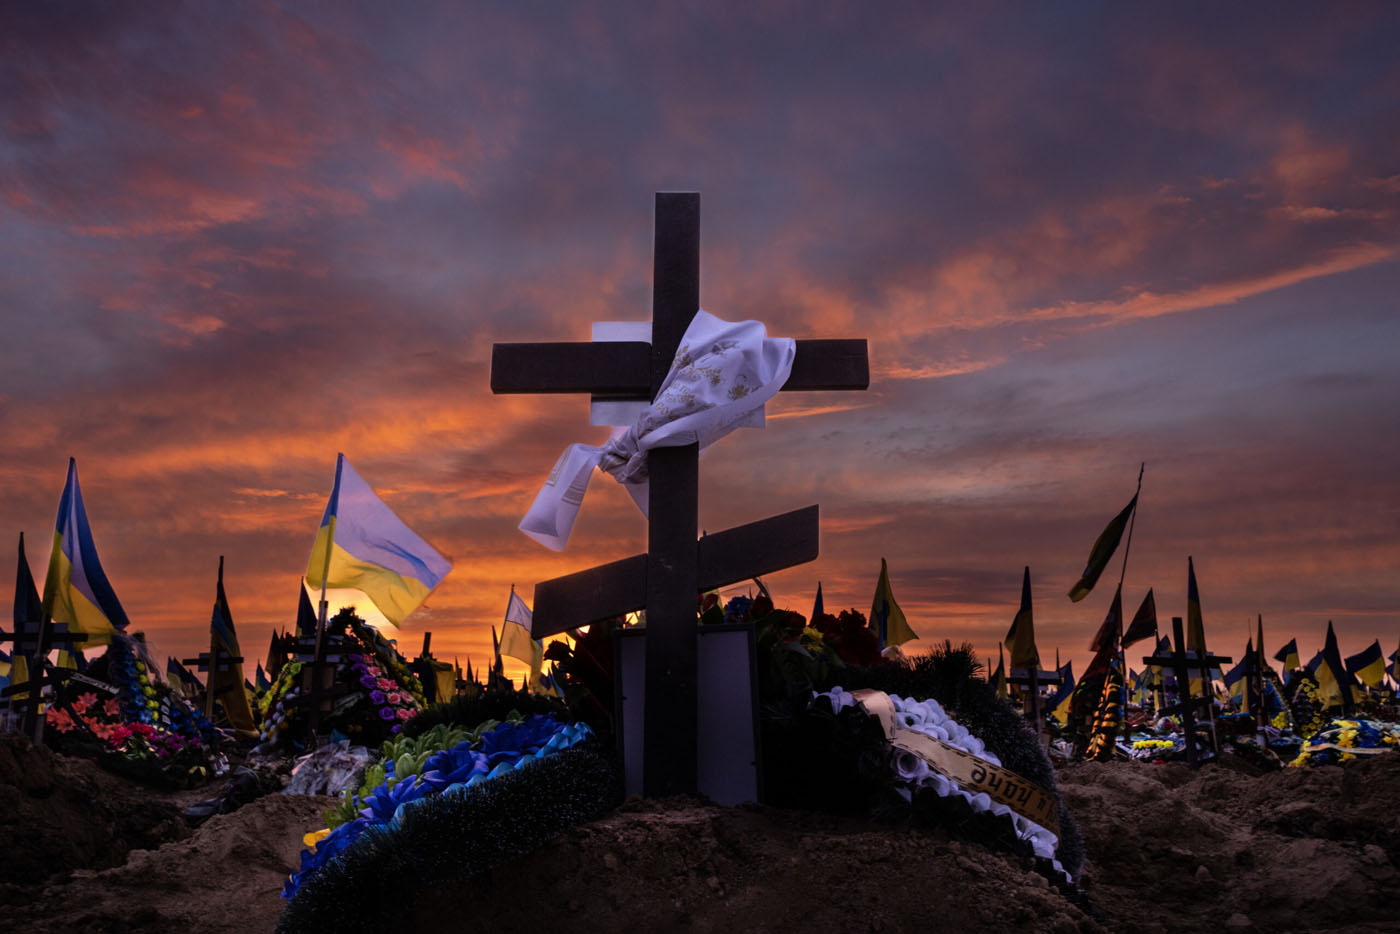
{"left": 1143, "top": 615, "right": 1232, "bottom": 768}
{"left": 491, "top": 192, "right": 868, "bottom": 796}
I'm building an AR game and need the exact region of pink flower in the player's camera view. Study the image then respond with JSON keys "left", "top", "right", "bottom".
{"left": 387, "top": 692, "right": 402, "bottom": 706}
{"left": 396, "top": 708, "right": 411, "bottom": 721}
{"left": 376, "top": 678, "right": 393, "bottom": 691}
{"left": 103, "top": 698, "right": 121, "bottom": 717}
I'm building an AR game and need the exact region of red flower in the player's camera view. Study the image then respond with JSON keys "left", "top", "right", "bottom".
{"left": 46, "top": 708, "right": 76, "bottom": 733}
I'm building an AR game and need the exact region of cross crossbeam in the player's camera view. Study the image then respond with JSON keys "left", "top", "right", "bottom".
{"left": 1143, "top": 615, "right": 1231, "bottom": 768}
{"left": 530, "top": 505, "right": 819, "bottom": 638}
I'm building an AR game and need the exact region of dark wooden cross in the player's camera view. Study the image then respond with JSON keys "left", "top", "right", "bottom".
{"left": 181, "top": 646, "right": 246, "bottom": 720}
{"left": 491, "top": 192, "right": 869, "bottom": 796}
{"left": 1005, "top": 664, "right": 1059, "bottom": 738}
{"left": 291, "top": 630, "right": 352, "bottom": 740}
{"left": 1143, "top": 616, "right": 1232, "bottom": 768}
{"left": 1, "top": 617, "right": 89, "bottom": 742}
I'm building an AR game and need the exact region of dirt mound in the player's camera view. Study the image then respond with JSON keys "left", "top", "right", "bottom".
{"left": 28, "top": 792, "right": 336, "bottom": 934}
{"left": 411, "top": 799, "right": 1097, "bottom": 934}
{"left": 0, "top": 732, "right": 191, "bottom": 892}
{"left": 1058, "top": 755, "right": 1400, "bottom": 932}
{"left": 14, "top": 740, "right": 1400, "bottom": 933}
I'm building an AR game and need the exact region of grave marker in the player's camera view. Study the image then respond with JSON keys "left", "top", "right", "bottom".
{"left": 491, "top": 192, "right": 868, "bottom": 796}
{"left": 1143, "top": 615, "right": 1232, "bottom": 767}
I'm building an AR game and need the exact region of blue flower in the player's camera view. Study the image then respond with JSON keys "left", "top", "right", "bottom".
{"left": 359, "top": 774, "right": 429, "bottom": 823}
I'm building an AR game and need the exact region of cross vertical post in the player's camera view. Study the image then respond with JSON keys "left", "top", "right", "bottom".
{"left": 645, "top": 192, "right": 701, "bottom": 796}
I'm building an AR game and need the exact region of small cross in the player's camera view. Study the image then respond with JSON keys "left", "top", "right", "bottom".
{"left": 181, "top": 646, "right": 247, "bottom": 720}
{"left": 2, "top": 617, "right": 89, "bottom": 743}
{"left": 1143, "top": 616, "right": 1232, "bottom": 768}
{"left": 491, "top": 193, "right": 869, "bottom": 796}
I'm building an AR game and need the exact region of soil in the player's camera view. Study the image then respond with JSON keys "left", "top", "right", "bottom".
{"left": 8, "top": 731, "right": 1400, "bottom": 933}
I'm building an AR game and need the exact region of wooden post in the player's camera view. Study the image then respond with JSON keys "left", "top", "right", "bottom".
{"left": 1143, "top": 616, "right": 1232, "bottom": 768}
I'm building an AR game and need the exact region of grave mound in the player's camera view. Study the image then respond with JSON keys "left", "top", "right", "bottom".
{"left": 0, "top": 732, "right": 190, "bottom": 893}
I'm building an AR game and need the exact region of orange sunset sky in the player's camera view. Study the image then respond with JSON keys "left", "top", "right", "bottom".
{"left": 2, "top": 2, "right": 1397, "bottom": 683}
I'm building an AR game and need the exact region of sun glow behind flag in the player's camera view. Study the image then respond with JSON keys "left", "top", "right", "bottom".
{"left": 305, "top": 454, "right": 452, "bottom": 626}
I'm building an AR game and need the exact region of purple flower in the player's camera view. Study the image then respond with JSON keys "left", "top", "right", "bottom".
{"left": 379, "top": 707, "right": 395, "bottom": 721}
{"left": 360, "top": 675, "right": 376, "bottom": 689}
{"left": 369, "top": 690, "right": 386, "bottom": 704}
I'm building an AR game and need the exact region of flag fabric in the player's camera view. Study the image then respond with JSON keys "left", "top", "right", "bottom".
{"left": 1224, "top": 639, "right": 1253, "bottom": 709}
{"left": 1345, "top": 639, "right": 1386, "bottom": 690}
{"left": 811, "top": 581, "right": 825, "bottom": 621}
{"left": 499, "top": 588, "right": 545, "bottom": 690}
{"left": 870, "top": 558, "right": 918, "bottom": 648}
{"left": 166, "top": 656, "right": 200, "bottom": 697}
{"left": 209, "top": 557, "right": 256, "bottom": 732}
{"left": 1067, "top": 493, "right": 1138, "bottom": 602}
{"left": 1390, "top": 642, "right": 1400, "bottom": 684}
{"left": 296, "top": 586, "right": 318, "bottom": 636}
{"left": 1314, "top": 621, "right": 1354, "bottom": 711}
{"left": 1088, "top": 584, "right": 1124, "bottom": 654}
{"left": 1185, "top": 557, "right": 1206, "bottom": 654}
{"left": 1274, "top": 639, "right": 1300, "bottom": 673}
{"left": 1048, "top": 661, "right": 1076, "bottom": 725}
{"left": 1185, "top": 557, "right": 1209, "bottom": 695}
{"left": 255, "top": 662, "right": 271, "bottom": 691}
{"left": 1121, "top": 588, "right": 1157, "bottom": 648}
{"left": 992, "top": 646, "right": 1008, "bottom": 699}
{"left": 1004, "top": 566, "right": 1038, "bottom": 670}
{"left": 305, "top": 454, "right": 452, "bottom": 626}
{"left": 41, "top": 459, "right": 129, "bottom": 647}
{"left": 14, "top": 532, "right": 43, "bottom": 630}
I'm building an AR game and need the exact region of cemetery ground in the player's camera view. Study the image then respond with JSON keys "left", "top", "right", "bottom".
{"left": 7, "top": 731, "right": 1399, "bottom": 933}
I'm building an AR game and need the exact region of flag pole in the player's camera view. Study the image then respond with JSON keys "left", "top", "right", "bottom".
{"left": 1115, "top": 462, "right": 1144, "bottom": 736}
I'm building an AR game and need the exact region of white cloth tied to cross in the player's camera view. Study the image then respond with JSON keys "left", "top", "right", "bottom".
{"left": 519, "top": 310, "right": 795, "bottom": 551}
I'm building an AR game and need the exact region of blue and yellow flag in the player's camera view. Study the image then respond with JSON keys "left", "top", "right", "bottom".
{"left": 1390, "top": 642, "right": 1400, "bottom": 684}
{"left": 41, "top": 460, "right": 128, "bottom": 647}
{"left": 306, "top": 454, "right": 452, "bottom": 626}
{"left": 1274, "top": 638, "right": 1300, "bottom": 673}
{"left": 1004, "top": 566, "right": 1038, "bottom": 670}
{"left": 1223, "top": 639, "right": 1253, "bottom": 709}
{"left": 500, "top": 588, "right": 545, "bottom": 692}
{"left": 1048, "top": 661, "right": 1075, "bottom": 725}
{"left": 209, "top": 557, "right": 256, "bottom": 733}
{"left": 870, "top": 558, "right": 918, "bottom": 648}
{"left": 1314, "top": 621, "right": 1355, "bottom": 711}
{"left": 1345, "top": 639, "right": 1385, "bottom": 690}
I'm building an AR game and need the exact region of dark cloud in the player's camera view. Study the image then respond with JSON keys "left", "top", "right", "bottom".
{"left": 0, "top": 1, "right": 1396, "bottom": 674}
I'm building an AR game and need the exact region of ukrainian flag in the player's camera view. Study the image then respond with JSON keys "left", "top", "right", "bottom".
{"left": 41, "top": 459, "right": 129, "bottom": 647}
{"left": 1048, "top": 661, "right": 1075, "bottom": 725}
{"left": 1314, "top": 621, "right": 1356, "bottom": 711}
{"left": 1346, "top": 639, "right": 1386, "bottom": 691}
{"left": 306, "top": 454, "right": 452, "bottom": 626}
{"left": 500, "top": 587, "right": 545, "bottom": 692}
{"left": 1274, "top": 638, "right": 1300, "bottom": 673}
{"left": 870, "top": 558, "right": 918, "bottom": 648}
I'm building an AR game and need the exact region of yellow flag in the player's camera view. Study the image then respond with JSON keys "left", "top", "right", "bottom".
{"left": 870, "top": 558, "right": 918, "bottom": 647}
